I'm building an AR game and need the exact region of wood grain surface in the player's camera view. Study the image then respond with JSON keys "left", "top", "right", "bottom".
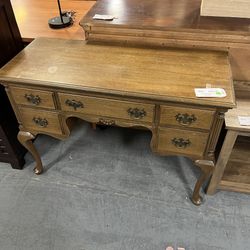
{"left": 201, "top": 0, "right": 250, "bottom": 18}
{"left": 160, "top": 105, "right": 215, "bottom": 130}
{"left": 220, "top": 136, "right": 250, "bottom": 191}
{"left": 10, "top": 86, "right": 56, "bottom": 109}
{"left": 59, "top": 92, "right": 155, "bottom": 123}
{"left": 157, "top": 127, "right": 209, "bottom": 157}
{"left": 11, "top": 0, "right": 95, "bottom": 42}
{"left": 19, "top": 107, "right": 63, "bottom": 135}
{"left": 225, "top": 99, "right": 250, "bottom": 131}
{"left": 0, "top": 37, "right": 234, "bottom": 204}
{"left": 207, "top": 97, "right": 250, "bottom": 194}
{"left": 0, "top": 38, "right": 235, "bottom": 108}
{"left": 81, "top": 0, "right": 250, "bottom": 33}
{"left": 80, "top": 0, "right": 250, "bottom": 81}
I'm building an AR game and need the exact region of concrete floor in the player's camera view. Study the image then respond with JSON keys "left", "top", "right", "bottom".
{"left": 0, "top": 121, "right": 250, "bottom": 250}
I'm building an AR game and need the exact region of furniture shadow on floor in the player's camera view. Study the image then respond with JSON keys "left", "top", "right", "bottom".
{"left": 23, "top": 120, "right": 199, "bottom": 202}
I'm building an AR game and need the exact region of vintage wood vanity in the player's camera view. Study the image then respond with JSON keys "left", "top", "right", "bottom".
{"left": 0, "top": 38, "right": 235, "bottom": 205}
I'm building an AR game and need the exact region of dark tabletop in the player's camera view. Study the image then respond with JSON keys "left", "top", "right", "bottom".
{"left": 81, "top": 0, "right": 250, "bottom": 33}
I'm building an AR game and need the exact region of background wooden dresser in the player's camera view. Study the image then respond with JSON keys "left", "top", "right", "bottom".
{"left": 80, "top": 0, "right": 250, "bottom": 83}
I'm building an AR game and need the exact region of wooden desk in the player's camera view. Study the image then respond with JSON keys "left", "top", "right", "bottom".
{"left": 0, "top": 38, "right": 235, "bottom": 205}
{"left": 11, "top": 0, "right": 95, "bottom": 42}
{"left": 80, "top": 0, "right": 250, "bottom": 81}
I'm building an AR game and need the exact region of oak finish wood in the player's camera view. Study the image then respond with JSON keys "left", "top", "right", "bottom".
{"left": 157, "top": 128, "right": 209, "bottom": 157}
{"left": 0, "top": 38, "right": 235, "bottom": 108}
{"left": 80, "top": 0, "right": 250, "bottom": 81}
{"left": 160, "top": 105, "right": 215, "bottom": 130}
{"left": 18, "top": 107, "right": 63, "bottom": 135}
{"left": 17, "top": 131, "right": 43, "bottom": 174}
{"left": 225, "top": 100, "right": 250, "bottom": 132}
{"left": 59, "top": 93, "right": 155, "bottom": 123}
{"left": 10, "top": 86, "right": 56, "bottom": 109}
{"left": 201, "top": 0, "right": 250, "bottom": 18}
{"left": 11, "top": 0, "right": 96, "bottom": 42}
{"left": 0, "top": 38, "right": 235, "bottom": 205}
{"left": 192, "top": 160, "right": 215, "bottom": 205}
{"left": 207, "top": 97, "right": 250, "bottom": 195}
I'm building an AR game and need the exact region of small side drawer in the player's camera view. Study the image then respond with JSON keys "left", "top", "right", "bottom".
{"left": 157, "top": 127, "right": 209, "bottom": 157}
{"left": 18, "top": 107, "right": 63, "bottom": 135}
{"left": 58, "top": 93, "right": 155, "bottom": 123}
{"left": 160, "top": 105, "right": 215, "bottom": 130}
{"left": 9, "top": 86, "right": 55, "bottom": 109}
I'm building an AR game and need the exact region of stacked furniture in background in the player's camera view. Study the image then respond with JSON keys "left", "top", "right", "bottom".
{"left": 80, "top": 0, "right": 250, "bottom": 195}
{"left": 0, "top": 0, "right": 26, "bottom": 169}
{"left": 80, "top": 0, "right": 250, "bottom": 83}
{"left": 80, "top": 0, "right": 250, "bottom": 194}
{"left": 207, "top": 82, "right": 250, "bottom": 194}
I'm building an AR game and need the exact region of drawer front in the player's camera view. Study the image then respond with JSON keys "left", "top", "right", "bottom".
{"left": 59, "top": 93, "right": 154, "bottom": 123}
{"left": 160, "top": 105, "right": 215, "bottom": 130}
{"left": 19, "top": 107, "right": 63, "bottom": 135}
{"left": 157, "top": 127, "right": 209, "bottom": 157}
{"left": 10, "top": 87, "right": 55, "bottom": 109}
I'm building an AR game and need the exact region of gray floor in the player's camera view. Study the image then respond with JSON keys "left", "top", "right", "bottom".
{"left": 0, "top": 121, "right": 250, "bottom": 250}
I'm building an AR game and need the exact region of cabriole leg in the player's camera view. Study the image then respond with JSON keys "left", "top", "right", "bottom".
{"left": 17, "top": 131, "right": 43, "bottom": 174}
{"left": 191, "top": 160, "right": 215, "bottom": 205}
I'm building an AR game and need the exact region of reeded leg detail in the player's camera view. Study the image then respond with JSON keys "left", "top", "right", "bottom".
{"left": 191, "top": 160, "right": 215, "bottom": 205}
{"left": 17, "top": 131, "right": 43, "bottom": 174}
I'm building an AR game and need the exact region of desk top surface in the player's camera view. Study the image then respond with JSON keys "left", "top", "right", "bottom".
{"left": 11, "top": 0, "right": 95, "bottom": 42}
{"left": 226, "top": 98, "right": 250, "bottom": 131}
{"left": 0, "top": 38, "right": 235, "bottom": 108}
{"left": 81, "top": 0, "right": 250, "bottom": 34}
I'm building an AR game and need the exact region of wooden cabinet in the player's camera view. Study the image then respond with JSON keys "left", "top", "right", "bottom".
{"left": 207, "top": 96, "right": 250, "bottom": 194}
{"left": 0, "top": 0, "right": 25, "bottom": 169}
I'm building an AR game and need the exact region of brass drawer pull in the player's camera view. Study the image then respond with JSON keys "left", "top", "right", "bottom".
{"left": 172, "top": 138, "right": 191, "bottom": 149}
{"left": 65, "top": 99, "right": 84, "bottom": 110}
{"left": 33, "top": 117, "right": 48, "bottom": 128}
{"left": 24, "top": 94, "right": 41, "bottom": 105}
{"left": 127, "top": 108, "right": 146, "bottom": 119}
{"left": 98, "top": 118, "right": 115, "bottom": 126}
{"left": 175, "top": 113, "right": 197, "bottom": 126}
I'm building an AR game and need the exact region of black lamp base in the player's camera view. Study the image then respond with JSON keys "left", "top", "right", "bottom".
{"left": 48, "top": 16, "right": 71, "bottom": 29}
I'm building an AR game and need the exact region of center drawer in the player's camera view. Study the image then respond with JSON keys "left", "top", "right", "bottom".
{"left": 58, "top": 93, "right": 155, "bottom": 123}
